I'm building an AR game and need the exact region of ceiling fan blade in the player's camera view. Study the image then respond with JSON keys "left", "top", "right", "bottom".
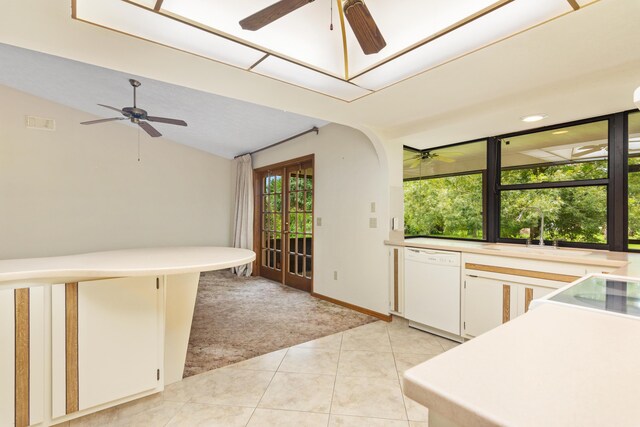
{"left": 239, "top": 0, "right": 314, "bottom": 31}
{"left": 343, "top": 0, "right": 386, "bottom": 55}
{"left": 97, "top": 103, "right": 124, "bottom": 114}
{"left": 146, "top": 116, "right": 188, "bottom": 126}
{"left": 80, "top": 117, "right": 126, "bottom": 125}
{"left": 436, "top": 156, "right": 456, "bottom": 163}
{"left": 573, "top": 144, "right": 607, "bottom": 158}
{"left": 138, "top": 121, "right": 162, "bottom": 137}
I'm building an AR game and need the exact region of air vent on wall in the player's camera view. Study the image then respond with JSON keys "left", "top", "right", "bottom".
{"left": 25, "top": 115, "right": 56, "bottom": 131}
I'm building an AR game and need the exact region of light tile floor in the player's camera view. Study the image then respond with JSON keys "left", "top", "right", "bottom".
{"left": 64, "top": 317, "right": 459, "bottom": 427}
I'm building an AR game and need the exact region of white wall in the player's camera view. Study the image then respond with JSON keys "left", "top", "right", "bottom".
{"left": 0, "top": 85, "right": 233, "bottom": 259}
{"left": 252, "top": 123, "right": 390, "bottom": 315}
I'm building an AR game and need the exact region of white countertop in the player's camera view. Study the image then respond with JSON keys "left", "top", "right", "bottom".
{"left": 403, "top": 303, "right": 640, "bottom": 427}
{"left": 386, "top": 237, "right": 640, "bottom": 275}
{"left": 0, "top": 247, "right": 256, "bottom": 285}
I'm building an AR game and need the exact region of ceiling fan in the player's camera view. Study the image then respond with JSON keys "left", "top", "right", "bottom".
{"left": 239, "top": 0, "right": 386, "bottom": 55}
{"left": 404, "top": 151, "right": 458, "bottom": 169}
{"left": 572, "top": 143, "right": 607, "bottom": 158}
{"left": 80, "top": 79, "right": 187, "bottom": 138}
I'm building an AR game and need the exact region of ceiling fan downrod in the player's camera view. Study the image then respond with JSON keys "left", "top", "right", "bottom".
{"left": 129, "top": 79, "right": 141, "bottom": 108}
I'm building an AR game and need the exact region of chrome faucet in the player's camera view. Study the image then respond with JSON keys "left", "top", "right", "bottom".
{"left": 517, "top": 206, "right": 545, "bottom": 246}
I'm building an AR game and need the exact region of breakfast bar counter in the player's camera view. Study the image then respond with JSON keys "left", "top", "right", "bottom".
{"left": 0, "top": 246, "right": 255, "bottom": 427}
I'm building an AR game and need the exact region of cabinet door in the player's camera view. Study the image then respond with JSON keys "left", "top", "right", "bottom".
{"left": 52, "top": 277, "right": 161, "bottom": 417}
{"left": 0, "top": 289, "right": 14, "bottom": 426}
{"left": 463, "top": 277, "right": 515, "bottom": 338}
{"left": 516, "top": 284, "right": 555, "bottom": 316}
{"left": 0, "top": 287, "right": 44, "bottom": 427}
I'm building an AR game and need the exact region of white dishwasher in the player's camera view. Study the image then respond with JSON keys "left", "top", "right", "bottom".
{"left": 404, "top": 247, "right": 461, "bottom": 340}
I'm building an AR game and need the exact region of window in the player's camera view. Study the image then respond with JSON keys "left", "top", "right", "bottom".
{"left": 403, "top": 110, "right": 638, "bottom": 251}
{"left": 500, "top": 186, "right": 608, "bottom": 244}
{"left": 628, "top": 112, "right": 640, "bottom": 249}
{"left": 404, "top": 141, "right": 487, "bottom": 240}
{"left": 499, "top": 120, "right": 609, "bottom": 246}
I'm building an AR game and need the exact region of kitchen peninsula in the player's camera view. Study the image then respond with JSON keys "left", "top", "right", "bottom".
{"left": 0, "top": 246, "right": 255, "bottom": 427}
{"left": 390, "top": 238, "right": 640, "bottom": 427}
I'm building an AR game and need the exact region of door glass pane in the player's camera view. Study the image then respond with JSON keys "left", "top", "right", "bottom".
{"left": 289, "top": 253, "right": 295, "bottom": 274}
{"left": 305, "top": 256, "right": 312, "bottom": 278}
{"left": 289, "top": 191, "right": 297, "bottom": 213}
{"left": 274, "top": 194, "right": 282, "bottom": 213}
{"left": 289, "top": 172, "right": 297, "bottom": 191}
{"left": 501, "top": 120, "right": 608, "bottom": 185}
{"left": 275, "top": 251, "right": 281, "bottom": 271}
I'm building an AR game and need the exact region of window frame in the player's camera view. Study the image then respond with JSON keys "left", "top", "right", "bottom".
{"left": 495, "top": 115, "right": 613, "bottom": 250}
{"left": 404, "top": 110, "right": 636, "bottom": 252}
{"left": 403, "top": 138, "right": 488, "bottom": 242}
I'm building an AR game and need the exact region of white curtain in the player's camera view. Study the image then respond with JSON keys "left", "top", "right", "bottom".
{"left": 232, "top": 154, "right": 254, "bottom": 276}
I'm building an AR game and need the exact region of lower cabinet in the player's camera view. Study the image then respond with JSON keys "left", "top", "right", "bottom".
{"left": 51, "top": 277, "right": 162, "bottom": 419}
{"left": 463, "top": 276, "right": 555, "bottom": 338}
{"left": 0, "top": 287, "right": 44, "bottom": 427}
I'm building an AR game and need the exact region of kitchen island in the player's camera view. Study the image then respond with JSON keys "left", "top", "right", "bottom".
{"left": 0, "top": 246, "right": 255, "bottom": 427}
{"left": 402, "top": 273, "right": 640, "bottom": 427}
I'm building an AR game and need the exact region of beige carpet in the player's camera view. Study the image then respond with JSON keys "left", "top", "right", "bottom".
{"left": 183, "top": 270, "right": 378, "bottom": 377}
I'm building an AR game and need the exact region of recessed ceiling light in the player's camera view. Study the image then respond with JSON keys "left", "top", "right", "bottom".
{"left": 552, "top": 130, "right": 568, "bottom": 135}
{"left": 520, "top": 114, "right": 548, "bottom": 123}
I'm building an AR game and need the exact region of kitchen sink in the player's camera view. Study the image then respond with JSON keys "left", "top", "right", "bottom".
{"left": 485, "top": 244, "right": 591, "bottom": 257}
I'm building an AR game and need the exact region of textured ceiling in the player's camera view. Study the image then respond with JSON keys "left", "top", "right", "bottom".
{"left": 0, "top": 43, "right": 326, "bottom": 159}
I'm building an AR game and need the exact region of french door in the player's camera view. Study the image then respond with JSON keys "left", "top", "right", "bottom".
{"left": 254, "top": 155, "right": 314, "bottom": 292}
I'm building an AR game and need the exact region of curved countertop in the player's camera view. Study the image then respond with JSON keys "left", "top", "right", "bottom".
{"left": 0, "top": 247, "right": 256, "bottom": 285}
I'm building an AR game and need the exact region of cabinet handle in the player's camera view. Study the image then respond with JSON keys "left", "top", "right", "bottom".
{"left": 524, "top": 288, "right": 534, "bottom": 313}
{"left": 502, "top": 284, "right": 510, "bottom": 323}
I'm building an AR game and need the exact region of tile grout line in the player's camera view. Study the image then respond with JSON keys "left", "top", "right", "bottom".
{"left": 243, "top": 347, "right": 290, "bottom": 427}
{"left": 161, "top": 401, "right": 188, "bottom": 427}
{"left": 389, "top": 322, "right": 412, "bottom": 423}
{"left": 326, "top": 332, "right": 344, "bottom": 426}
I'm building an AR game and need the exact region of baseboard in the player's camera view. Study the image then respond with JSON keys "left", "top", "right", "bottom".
{"left": 311, "top": 292, "right": 392, "bottom": 322}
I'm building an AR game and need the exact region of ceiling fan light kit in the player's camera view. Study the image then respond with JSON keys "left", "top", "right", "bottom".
{"left": 80, "top": 79, "right": 187, "bottom": 138}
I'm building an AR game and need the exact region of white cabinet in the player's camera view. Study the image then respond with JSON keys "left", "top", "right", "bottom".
{"left": 0, "top": 287, "right": 44, "bottom": 427}
{"left": 463, "top": 276, "right": 556, "bottom": 338}
{"left": 463, "top": 277, "right": 512, "bottom": 338}
{"left": 52, "top": 277, "right": 162, "bottom": 418}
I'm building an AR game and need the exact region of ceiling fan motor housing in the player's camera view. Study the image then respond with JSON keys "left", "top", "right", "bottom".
{"left": 122, "top": 107, "right": 148, "bottom": 122}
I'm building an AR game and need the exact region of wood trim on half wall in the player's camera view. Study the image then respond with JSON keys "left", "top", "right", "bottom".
{"left": 465, "top": 263, "right": 580, "bottom": 283}
{"left": 14, "top": 288, "right": 30, "bottom": 427}
{"left": 393, "top": 248, "right": 399, "bottom": 312}
{"left": 311, "top": 292, "right": 391, "bottom": 322}
{"left": 65, "top": 282, "right": 79, "bottom": 414}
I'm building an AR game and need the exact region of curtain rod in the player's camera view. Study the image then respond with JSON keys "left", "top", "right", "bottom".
{"left": 234, "top": 126, "right": 319, "bottom": 159}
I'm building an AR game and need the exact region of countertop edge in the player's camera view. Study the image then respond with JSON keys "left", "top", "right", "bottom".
{"left": 0, "top": 247, "right": 256, "bottom": 285}
{"left": 384, "top": 239, "right": 629, "bottom": 268}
